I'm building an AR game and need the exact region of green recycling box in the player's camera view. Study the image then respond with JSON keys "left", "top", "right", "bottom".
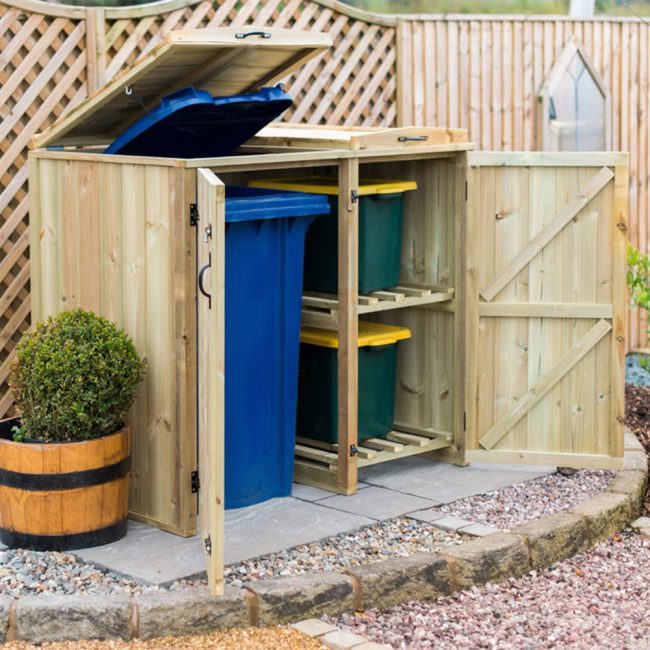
{"left": 297, "top": 321, "right": 412, "bottom": 444}
{"left": 248, "top": 177, "right": 417, "bottom": 294}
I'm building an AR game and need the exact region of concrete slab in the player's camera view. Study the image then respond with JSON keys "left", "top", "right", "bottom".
{"left": 407, "top": 508, "right": 446, "bottom": 523}
{"left": 459, "top": 523, "right": 501, "bottom": 537}
{"left": 359, "top": 456, "right": 553, "bottom": 503}
{"left": 292, "top": 482, "right": 369, "bottom": 502}
{"left": 75, "top": 520, "right": 204, "bottom": 585}
{"left": 429, "top": 516, "right": 474, "bottom": 532}
{"left": 224, "top": 497, "right": 374, "bottom": 565}
{"left": 317, "top": 486, "right": 438, "bottom": 521}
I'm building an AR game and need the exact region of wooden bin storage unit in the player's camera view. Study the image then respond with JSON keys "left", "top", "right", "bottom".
{"left": 28, "top": 28, "right": 628, "bottom": 594}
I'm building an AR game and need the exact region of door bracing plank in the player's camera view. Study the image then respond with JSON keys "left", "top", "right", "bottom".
{"left": 480, "top": 167, "right": 614, "bottom": 302}
{"left": 479, "top": 319, "right": 612, "bottom": 450}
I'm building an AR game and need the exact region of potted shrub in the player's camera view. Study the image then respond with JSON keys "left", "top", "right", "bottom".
{"left": 0, "top": 309, "right": 146, "bottom": 551}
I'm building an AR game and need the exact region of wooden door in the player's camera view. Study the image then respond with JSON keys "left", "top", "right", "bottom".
{"left": 465, "top": 152, "right": 628, "bottom": 469}
{"left": 197, "top": 168, "right": 225, "bottom": 595}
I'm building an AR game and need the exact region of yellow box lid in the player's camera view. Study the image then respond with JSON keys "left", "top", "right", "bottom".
{"left": 301, "top": 322, "right": 412, "bottom": 349}
{"left": 248, "top": 176, "right": 417, "bottom": 196}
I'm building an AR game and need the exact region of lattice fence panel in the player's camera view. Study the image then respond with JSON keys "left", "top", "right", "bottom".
{"left": 0, "top": 0, "right": 397, "bottom": 419}
{"left": 0, "top": 3, "right": 89, "bottom": 417}
{"left": 103, "top": 0, "right": 397, "bottom": 127}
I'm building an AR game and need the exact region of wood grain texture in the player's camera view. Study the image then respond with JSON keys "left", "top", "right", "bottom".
{"left": 29, "top": 157, "right": 197, "bottom": 535}
{"left": 466, "top": 153, "right": 625, "bottom": 466}
{"left": 397, "top": 17, "right": 647, "bottom": 349}
{"left": 0, "top": 427, "right": 129, "bottom": 536}
{"left": 197, "top": 168, "right": 225, "bottom": 596}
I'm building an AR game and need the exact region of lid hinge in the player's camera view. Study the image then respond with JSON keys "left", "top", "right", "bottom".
{"left": 465, "top": 181, "right": 468, "bottom": 202}
{"left": 203, "top": 535, "right": 212, "bottom": 555}
{"left": 191, "top": 470, "right": 200, "bottom": 493}
{"left": 189, "top": 203, "right": 199, "bottom": 227}
{"left": 350, "top": 444, "right": 358, "bottom": 457}
{"left": 351, "top": 189, "right": 359, "bottom": 204}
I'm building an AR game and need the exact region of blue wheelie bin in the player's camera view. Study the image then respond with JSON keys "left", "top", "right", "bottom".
{"left": 105, "top": 85, "right": 331, "bottom": 509}
{"left": 223, "top": 187, "right": 329, "bottom": 509}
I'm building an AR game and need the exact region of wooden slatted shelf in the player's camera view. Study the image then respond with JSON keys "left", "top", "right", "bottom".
{"left": 301, "top": 284, "right": 454, "bottom": 328}
{"left": 295, "top": 426, "right": 453, "bottom": 471}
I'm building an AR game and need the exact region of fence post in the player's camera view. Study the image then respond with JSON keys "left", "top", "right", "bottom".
{"left": 85, "top": 7, "right": 106, "bottom": 93}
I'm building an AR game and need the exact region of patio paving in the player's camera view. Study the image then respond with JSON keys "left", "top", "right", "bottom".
{"left": 73, "top": 457, "right": 553, "bottom": 585}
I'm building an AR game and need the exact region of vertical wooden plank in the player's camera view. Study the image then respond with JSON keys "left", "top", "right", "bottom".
{"left": 121, "top": 164, "right": 148, "bottom": 524}
{"left": 458, "top": 21, "right": 470, "bottom": 132}
{"left": 173, "top": 167, "right": 198, "bottom": 533}
{"left": 523, "top": 20, "right": 534, "bottom": 150}
{"left": 611, "top": 165, "right": 628, "bottom": 459}
{"left": 501, "top": 20, "right": 512, "bottom": 150}
{"left": 469, "top": 20, "right": 480, "bottom": 144}
{"left": 197, "top": 168, "right": 225, "bottom": 597}
{"left": 85, "top": 8, "right": 106, "bottom": 93}
{"left": 447, "top": 20, "right": 459, "bottom": 129}
{"left": 395, "top": 19, "right": 409, "bottom": 127}
{"left": 436, "top": 19, "right": 447, "bottom": 127}
{"left": 512, "top": 20, "right": 523, "bottom": 150}
{"left": 28, "top": 156, "right": 43, "bottom": 323}
{"left": 337, "top": 158, "right": 359, "bottom": 494}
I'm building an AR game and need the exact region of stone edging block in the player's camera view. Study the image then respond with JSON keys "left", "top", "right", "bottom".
{"left": 0, "top": 455, "right": 645, "bottom": 643}
{"left": 442, "top": 532, "right": 530, "bottom": 588}
{"left": 136, "top": 587, "right": 249, "bottom": 640}
{"left": 14, "top": 595, "right": 132, "bottom": 644}
{"left": 345, "top": 552, "right": 452, "bottom": 610}
{"left": 245, "top": 571, "right": 356, "bottom": 626}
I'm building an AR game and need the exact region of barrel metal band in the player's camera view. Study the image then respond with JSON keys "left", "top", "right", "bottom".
{"left": 0, "top": 520, "right": 128, "bottom": 551}
{"left": 0, "top": 456, "right": 131, "bottom": 491}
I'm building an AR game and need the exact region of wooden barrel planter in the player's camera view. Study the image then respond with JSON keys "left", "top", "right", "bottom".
{"left": 0, "top": 418, "right": 130, "bottom": 551}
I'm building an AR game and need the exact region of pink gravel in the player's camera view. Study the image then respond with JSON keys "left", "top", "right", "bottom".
{"left": 432, "top": 469, "right": 615, "bottom": 530}
{"left": 331, "top": 531, "right": 650, "bottom": 649}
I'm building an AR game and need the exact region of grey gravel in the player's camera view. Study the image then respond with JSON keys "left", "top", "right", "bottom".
{"left": 222, "top": 518, "right": 464, "bottom": 586}
{"left": 424, "top": 469, "right": 615, "bottom": 530}
{"left": 0, "top": 549, "right": 157, "bottom": 597}
{"left": 331, "top": 530, "right": 650, "bottom": 649}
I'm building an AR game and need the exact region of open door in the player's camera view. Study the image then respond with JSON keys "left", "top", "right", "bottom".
{"left": 197, "top": 168, "right": 225, "bottom": 595}
{"left": 465, "top": 152, "right": 628, "bottom": 469}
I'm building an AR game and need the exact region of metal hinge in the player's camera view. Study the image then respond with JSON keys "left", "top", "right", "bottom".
{"left": 350, "top": 444, "right": 358, "bottom": 457}
{"left": 191, "top": 470, "right": 200, "bottom": 493}
{"left": 189, "top": 203, "right": 199, "bottom": 227}
{"left": 463, "top": 412, "right": 467, "bottom": 432}
{"left": 204, "top": 535, "right": 212, "bottom": 555}
{"left": 465, "top": 181, "right": 468, "bottom": 202}
{"left": 351, "top": 189, "right": 359, "bottom": 203}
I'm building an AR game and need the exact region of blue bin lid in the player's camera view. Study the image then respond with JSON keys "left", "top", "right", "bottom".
{"left": 105, "top": 86, "right": 292, "bottom": 158}
{"left": 225, "top": 186, "right": 330, "bottom": 223}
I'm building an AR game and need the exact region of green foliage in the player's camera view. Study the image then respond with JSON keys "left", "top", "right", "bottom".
{"left": 627, "top": 244, "right": 650, "bottom": 367}
{"left": 9, "top": 309, "right": 146, "bottom": 442}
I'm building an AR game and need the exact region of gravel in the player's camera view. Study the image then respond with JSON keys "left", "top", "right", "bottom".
{"left": 2, "top": 626, "right": 326, "bottom": 650}
{"left": 223, "top": 518, "right": 464, "bottom": 586}
{"left": 0, "top": 549, "right": 157, "bottom": 597}
{"left": 331, "top": 530, "right": 650, "bottom": 649}
{"left": 626, "top": 353, "right": 650, "bottom": 387}
{"left": 426, "top": 469, "right": 615, "bottom": 530}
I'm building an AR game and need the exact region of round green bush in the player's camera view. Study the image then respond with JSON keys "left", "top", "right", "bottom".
{"left": 9, "top": 309, "right": 146, "bottom": 442}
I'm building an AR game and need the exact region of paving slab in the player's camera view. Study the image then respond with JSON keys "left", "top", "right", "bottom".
{"left": 359, "top": 456, "right": 553, "bottom": 502}
{"left": 459, "top": 523, "right": 501, "bottom": 537}
{"left": 74, "top": 520, "right": 204, "bottom": 585}
{"left": 429, "top": 515, "right": 474, "bottom": 532}
{"left": 223, "top": 497, "right": 374, "bottom": 564}
{"left": 316, "top": 486, "right": 439, "bottom": 520}
{"left": 292, "top": 482, "right": 369, "bottom": 502}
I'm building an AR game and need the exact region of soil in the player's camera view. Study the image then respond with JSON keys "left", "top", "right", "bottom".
{"left": 625, "top": 383, "right": 650, "bottom": 514}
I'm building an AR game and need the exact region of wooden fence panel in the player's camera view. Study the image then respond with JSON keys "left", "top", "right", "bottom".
{"left": 398, "top": 16, "right": 648, "bottom": 350}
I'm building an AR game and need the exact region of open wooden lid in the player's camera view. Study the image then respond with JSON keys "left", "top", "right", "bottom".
{"left": 32, "top": 28, "right": 332, "bottom": 149}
